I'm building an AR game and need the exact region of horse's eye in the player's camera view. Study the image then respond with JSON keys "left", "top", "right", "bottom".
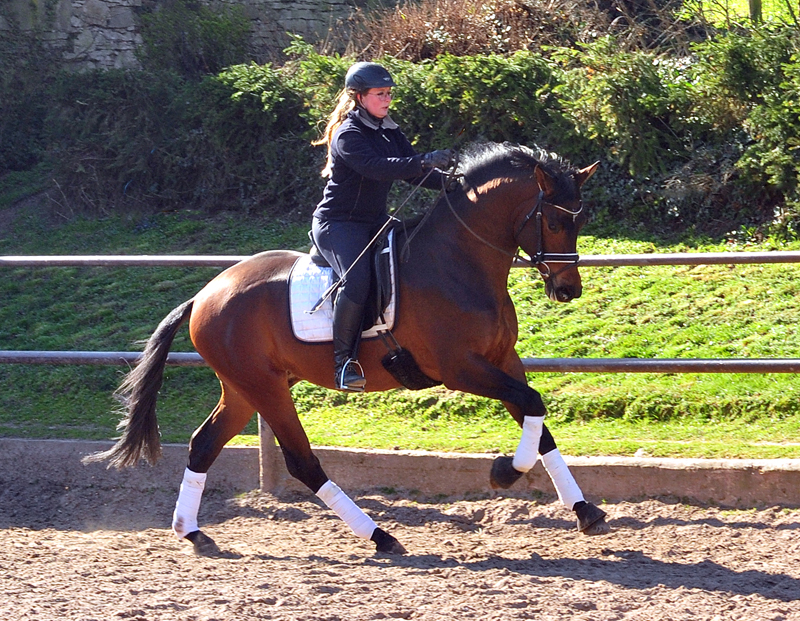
{"left": 548, "top": 222, "right": 560, "bottom": 233}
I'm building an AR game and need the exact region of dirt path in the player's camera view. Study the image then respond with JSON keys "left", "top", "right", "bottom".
{"left": 1, "top": 484, "right": 799, "bottom": 621}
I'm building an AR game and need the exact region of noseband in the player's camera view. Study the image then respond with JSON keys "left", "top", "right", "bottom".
{"left": 514, "top": 190, "right": 583, "bottom": 278}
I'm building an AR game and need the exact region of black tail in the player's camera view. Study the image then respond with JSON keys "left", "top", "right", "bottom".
{"left": 83, "top": 299, "right": 195, "bottom": 469}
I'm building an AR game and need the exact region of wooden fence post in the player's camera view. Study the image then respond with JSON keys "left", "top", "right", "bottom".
{"left": 258, "top": 416, "right": 282, "bottom": 492}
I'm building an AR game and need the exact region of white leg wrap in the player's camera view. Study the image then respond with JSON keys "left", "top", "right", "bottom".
{"left": 511, "top": 415, "right": 544, "bottom": 473}
{"left": 172, "top": 468, "right": 207, "bottom": 539}
{"left": 316, "top": 480, "right": 377, "bottom": 539}
{"left": 542, "top": 448, "right": 585, "bottom": 509}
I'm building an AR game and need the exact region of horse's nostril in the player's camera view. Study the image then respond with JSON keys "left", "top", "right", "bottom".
{"left": 556, "top": 286, "right": 579, "bottom": 302}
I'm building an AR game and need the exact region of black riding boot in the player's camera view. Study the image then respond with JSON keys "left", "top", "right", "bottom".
{"left": 332, "top": 291, "right": 366, "bottom": 392}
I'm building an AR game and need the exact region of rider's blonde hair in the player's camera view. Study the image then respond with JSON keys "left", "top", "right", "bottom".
{"left": 312, "top": 88, "right": 359, "bottom": 178}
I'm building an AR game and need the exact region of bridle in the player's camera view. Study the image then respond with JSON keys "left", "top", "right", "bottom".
{"left": 513, "top": 190, "right": 584, "bottom": 278}
{"left": 443, "top": 178, "right": 583, "bottom": 279}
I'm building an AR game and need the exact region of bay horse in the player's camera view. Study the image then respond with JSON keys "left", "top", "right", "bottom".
{"left": 86, "top": 142, "right": 607, "bottom": 555}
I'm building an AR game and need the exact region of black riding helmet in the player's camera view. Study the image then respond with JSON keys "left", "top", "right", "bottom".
{"left": 345, "top": 62, "right": 396, "bottom": 91}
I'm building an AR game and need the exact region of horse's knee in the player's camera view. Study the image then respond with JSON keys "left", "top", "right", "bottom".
{"left": 524, "top": 388, "right": 547, "bottom": 418}
{"left": 538, "top": 424, "right": 557, "bottom": 455}
{"left": 281, "top": 447, "right": 327, "bottom": 492}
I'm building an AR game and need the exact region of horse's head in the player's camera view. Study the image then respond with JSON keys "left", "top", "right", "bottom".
{"left": 515, "top": 158, "right": 599, "bottom": 303}
{"left": 444, "top": 143, "right": 598, "bottom": 303}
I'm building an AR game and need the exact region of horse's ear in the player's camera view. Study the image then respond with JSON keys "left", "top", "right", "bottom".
{"left": 534, "top": 164, "right": 556, "bottom": 195}
{"left": 576, "top": 161, "right": 600, "bottom": 188}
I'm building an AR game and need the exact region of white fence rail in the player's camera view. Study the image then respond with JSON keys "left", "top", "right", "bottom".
{"left": 4, "top": 250, "right": 800, "bottom": 268}
{"left": 3, "top": 251, "right": 800, "bottom": 373}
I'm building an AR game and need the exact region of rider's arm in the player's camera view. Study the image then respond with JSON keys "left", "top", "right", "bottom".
{"left": 335, "top": 128, "right": 425, "bottom": 181}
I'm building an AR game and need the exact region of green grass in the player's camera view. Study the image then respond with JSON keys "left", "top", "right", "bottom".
{"left": 223, "top": 379, "right": 800, "bottom": 459}
{"left": 0, "top": 167, "right": 50, "bottom": 210}
{"left": 1, "top": 201, "right": 800, "bottom": 459}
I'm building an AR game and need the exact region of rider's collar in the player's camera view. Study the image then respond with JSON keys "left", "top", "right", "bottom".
{"left": 352, "top": 106, "right": 399, "bottom": 131}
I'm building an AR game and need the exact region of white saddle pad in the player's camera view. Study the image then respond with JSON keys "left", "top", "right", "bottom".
{"left": 288, "top": 232, "right": 396, "bottom": 343}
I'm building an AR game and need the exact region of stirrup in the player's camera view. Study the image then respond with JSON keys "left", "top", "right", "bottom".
{"left": 337, "top": 358, "right": 366, "bottom": 392}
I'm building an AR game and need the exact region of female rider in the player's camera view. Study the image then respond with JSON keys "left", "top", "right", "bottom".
{"left": 311, "top": 61, "right": 454, "bottom": 392}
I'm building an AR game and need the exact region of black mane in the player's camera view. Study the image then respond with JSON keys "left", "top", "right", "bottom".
{"left": 458, "top": 141, "right": 578, "bottom": 181}
{"left": 396, "top": 142, "right": 579, "bottom": 234}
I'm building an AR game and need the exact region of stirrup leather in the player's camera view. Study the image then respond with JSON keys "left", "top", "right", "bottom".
{"left": 337, "top": 358, "right": 366, "bottom": 392}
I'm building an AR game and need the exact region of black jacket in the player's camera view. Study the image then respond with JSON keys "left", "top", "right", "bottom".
{"left": 313, "top": 108, "right": 445, "bottom": 224}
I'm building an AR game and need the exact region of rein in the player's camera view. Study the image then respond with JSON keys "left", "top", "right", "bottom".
{"left": 398, "top": 151, "right": 464, "bottom": 261}
{"left": 443, "top": 184, "right": 513, "bottom": 259}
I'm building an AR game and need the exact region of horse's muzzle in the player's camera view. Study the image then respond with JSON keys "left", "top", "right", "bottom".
{"left": 546, "top": 279, "right": 582, "bottom": 303}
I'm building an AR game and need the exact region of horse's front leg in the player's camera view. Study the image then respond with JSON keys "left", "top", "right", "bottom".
{"left": 493, "top": 424, "right": 610, "bottom": 535}
{"left": 440, "top": 351, "right": 547, "bottom": 479}
{"left": 443, "top": 354, "right": 608, "bottom": 535}
{"left": 537, "top": 425, "right": 609, "bottom": 535}
{"left": 490, "top": 423, "right": 607, "bottom": 532}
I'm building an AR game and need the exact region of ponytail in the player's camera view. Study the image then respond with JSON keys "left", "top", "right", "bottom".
{"left": 312, "top": 89, "right": 359, "bottom": 178}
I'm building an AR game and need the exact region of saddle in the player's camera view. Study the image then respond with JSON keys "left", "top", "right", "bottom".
{"left": 288, "top": 229, "right": 396, "bottom": 343}
{"left": 308, "top": 229, "right": 394, "bottom": 331}
{"left": 288, "top": 226, "right": 441, "bottom": 391}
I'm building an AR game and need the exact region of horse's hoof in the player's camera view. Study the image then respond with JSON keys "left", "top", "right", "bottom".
{"left": 185, "top": 530, "right": 223, "bottom": 556}
{"left": 575, "top": 502, "right": 610, "bottom": 536}
{"left": 489, "top": 455, "right": 524, "bottom": 489}
{"left": 371, "top": 527, "right": 407, "bottom": 555}
{"left": 583, "top": 517, "right": 610, "bottom": 536}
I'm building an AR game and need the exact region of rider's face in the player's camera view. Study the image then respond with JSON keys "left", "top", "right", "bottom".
{"left": 359, "top": 88, "right": 393, "bottom": 119}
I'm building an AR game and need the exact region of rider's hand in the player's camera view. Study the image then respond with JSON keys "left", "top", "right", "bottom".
{"left": 421, "top": 149, "right": 455, "bottom": 171}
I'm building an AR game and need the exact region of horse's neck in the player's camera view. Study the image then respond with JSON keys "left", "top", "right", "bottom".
{"left": 398, "top": 187, "right": 517, "bottom": 290}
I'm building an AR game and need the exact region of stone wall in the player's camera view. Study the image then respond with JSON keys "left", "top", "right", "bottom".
{"left": 1, "top": 0, "right": 362, "bottom": 70}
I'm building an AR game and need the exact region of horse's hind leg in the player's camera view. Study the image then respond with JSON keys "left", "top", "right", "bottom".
{"left": 235, "top": 374, "right": 406, "bottom": 555}
{"left": 172, "top": 383, "right": 256, "bottom": 555}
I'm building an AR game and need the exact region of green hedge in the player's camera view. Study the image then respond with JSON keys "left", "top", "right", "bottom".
{"left": 42, "top": 66, "right": 317, "bottom": 214}
{"left": 5, "top": 16, "right": 800, "bottom": 240}
{"left": 39, "top": 45, "right": 583, "bottom": 216}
